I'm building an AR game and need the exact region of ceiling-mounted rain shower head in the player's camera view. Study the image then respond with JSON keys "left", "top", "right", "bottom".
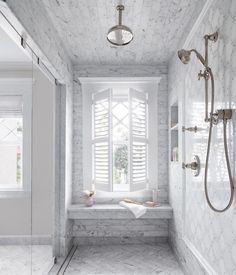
{"left": 178, "top": 49, "right": 206, "bottom": 66}
{"left": 107, "top": 5, "right": 133, "bottom": 46}
{"left": 178, "top": 49, "right": 191, "bottom": 64}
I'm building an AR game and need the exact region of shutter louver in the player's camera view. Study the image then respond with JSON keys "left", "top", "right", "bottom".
{"left": 93, "top": 89, "right": 111, "bottom": 191}
{"left": 0, "top": 95, "right": 23, "bottom": 118}
{"left": 129, "top": 88, "right": 147, "bottom": 191}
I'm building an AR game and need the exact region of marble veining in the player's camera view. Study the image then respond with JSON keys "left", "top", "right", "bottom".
{"left": 40, "top": 0, "right": 205, "bottom": 66}
{"left": 168, "top": 0, "right": 236, "bottom": 274}
{"left": 71, "top": 64, "right": 169, "bottom": 245}
{"left": 3, "top": 0, "right": 236, "bottom": 272}
{"left": 68, "top": 204, "right": 173, "bottom": 220}
{"left": 68, "top": 204, "right": 172, "bottom": 245}
{"left": 64, "top": 244, "right": 183, "bottom": 275}
{"left": 0, "top": 245, "right": 52, "bottom": 275}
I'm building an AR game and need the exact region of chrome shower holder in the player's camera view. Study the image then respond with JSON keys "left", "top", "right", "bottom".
{"left": 204, "top": 32, "right": 218, "bottom": 42}
{"left": 212, "top": 109, "right": 232, "bottom": 125}
{"left": 178, "top": 31, "right": 235, "bottom": 212}
{"left": 182, "top": 126, "right": 198, "bottom": 133}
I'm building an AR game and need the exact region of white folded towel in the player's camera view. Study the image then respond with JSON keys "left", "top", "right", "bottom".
{"left": 119, "top": 201, "right": 147, "bottom": 218}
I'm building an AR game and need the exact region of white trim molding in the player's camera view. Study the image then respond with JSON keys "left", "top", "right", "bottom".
{"left": 79, "top": 77, "right": 161, "bottom": 84}
{"left": 0, "top": 235, "right": 52, "bottom": 245}
{"left": 183, "top": 0, "right": 214, "bottom": 48}
{"left": 183, "top": 237, "right": 218, "bottom": 275}
{"left": 0, "top": 79, "right": 32, "bottom": 195}
{"left": 82, "top": 77, "right": 160, "bottom": 199}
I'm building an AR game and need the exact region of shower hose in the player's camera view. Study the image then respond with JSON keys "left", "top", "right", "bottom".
{"left": 204, "top": 68, "right": 234, "bottom": 212}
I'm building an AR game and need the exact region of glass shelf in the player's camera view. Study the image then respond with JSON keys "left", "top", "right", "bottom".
{"left": 170, "top": 123, "right": 178, "bottom": 131}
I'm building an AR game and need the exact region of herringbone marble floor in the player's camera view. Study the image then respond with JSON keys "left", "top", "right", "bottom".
{"left": 64, "top": 243, "right": 183, "bottom": 275}
{"left": 0, "top": 245, "right": 52, "bottom": 275}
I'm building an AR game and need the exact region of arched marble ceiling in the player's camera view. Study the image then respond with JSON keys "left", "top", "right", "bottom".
{"left": 41, "top": 0, "right": 205, "bottom": 66}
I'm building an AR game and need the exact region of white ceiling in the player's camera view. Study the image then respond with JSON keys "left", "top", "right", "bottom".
{"left": 42, "top": 0, "right": 205, "bottom": 66}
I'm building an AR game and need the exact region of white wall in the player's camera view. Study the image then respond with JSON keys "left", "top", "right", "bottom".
{"left": 3, "top": 0, "right": 74, "bottom": 256}
{"left": 168, "top": 0, "right": 236, "bottom": 274}
{"left": 32, "top": 68, "right": 54, "bottom": 236}
{"left": 0, "top": 198, "right": 31, "bottom": 235}
{"left": 0, "top": 68, "right": 54, "bottom": 238}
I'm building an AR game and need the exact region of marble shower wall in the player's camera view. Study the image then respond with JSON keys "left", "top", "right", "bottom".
{"left": 72, "top": 219, "right": 168, "bottom": 246}
{"left": 72, "top": 65, "right": 168, "bottom": 204}
{"left": 4, "top": 0, "right": 74, "bottom": 257}
{"left": 168, "top": 0, "right": 236, "bottom": 274}
{"left": 71, "top": 65, "right": 169, "bottom": 244}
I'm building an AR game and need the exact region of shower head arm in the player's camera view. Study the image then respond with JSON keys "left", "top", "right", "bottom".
{"left": 190, "top": 49, "right": 206, "bottom": 67}
{"left": 117, "top": 5, "right": 124, "bottom": 26}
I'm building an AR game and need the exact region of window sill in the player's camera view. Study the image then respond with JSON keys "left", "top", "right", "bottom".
{"left": 68, "top": 204, "right": 172, "bottom": 220}
{"left": 91, "top": 189, "right": 153, "bottom": 204}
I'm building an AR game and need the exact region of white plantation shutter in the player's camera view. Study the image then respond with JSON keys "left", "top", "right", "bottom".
{"left": 93, "top": 89, "right": 112, "bottom": 191}
{"left": 0, "top": 95, "right": 23, "bottom": 118}
{"left": 129, "top": 88, "right": 148, "bottom": 191}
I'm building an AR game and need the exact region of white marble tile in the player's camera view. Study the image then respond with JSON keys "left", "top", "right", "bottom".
{"left": 40, "top": 1, "right": 205, "bottom": 66}
{"left": 0, "top": 245, "right": 52, "bottom": 275}
{"left": 73, "top": 236, "right": 168, "bottom": 246}
{"left": 64, "top": 244, "right": 183, "bottom": 275}
{"left": 168, "top": 0, "right": 236, "bottom": 274}
{"left": 68, "top": 205, "right": 172, "bottom": 245}
{"left": 68, "top": 204, "right": 173, "bottom": 219}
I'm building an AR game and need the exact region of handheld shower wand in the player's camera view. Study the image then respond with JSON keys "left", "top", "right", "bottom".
{"left": 178, "top": 32, "right": 234, "bottom": 213}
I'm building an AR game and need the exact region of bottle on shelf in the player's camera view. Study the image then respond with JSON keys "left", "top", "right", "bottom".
{"left": 172, "top": 147, "right": 178, "bottom": 162}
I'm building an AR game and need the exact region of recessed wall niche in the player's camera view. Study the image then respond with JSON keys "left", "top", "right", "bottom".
{"left": 170, "top": 102, "right": 178, "bottom": 162}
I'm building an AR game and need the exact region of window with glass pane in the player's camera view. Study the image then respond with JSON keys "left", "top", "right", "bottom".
{"left": 112, "top": 94, "right": 129, "bottom": 191}
{"left": 92, "top": 89, "right": 148, "bottom": 192}
{"left": 0, "top": 95, "right": 23, "bottom": 189}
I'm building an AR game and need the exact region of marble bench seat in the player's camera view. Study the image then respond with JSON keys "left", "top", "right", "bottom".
{"left": 68, "top": 204, "right": 173, "bottom": 220}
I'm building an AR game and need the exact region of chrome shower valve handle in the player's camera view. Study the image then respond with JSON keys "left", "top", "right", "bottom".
{"left": 212, "top": 109, "right": 232, "bottom": 125}
{"left": 182, "top": 155, "right": 200, "bottom": 177}
{"left": 198, "top": 69, "right": 209, "bottom": 81}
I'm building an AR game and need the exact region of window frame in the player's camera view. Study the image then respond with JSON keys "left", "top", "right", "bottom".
{"left": 129, "top": 88, "right": 148, "bottom": 192}
{"left": 0, "top": 79, "right": 32, "bottom": 198}
{"left": 82, "top": 77, "right": 160, "bottom": 199}
{"left": 92, "top": 88, "right": 112, "bottom": 192}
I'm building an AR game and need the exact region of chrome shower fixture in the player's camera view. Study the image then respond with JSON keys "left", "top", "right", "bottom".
{"left": 178, "top": 32, "right": 234, "bottom": 213}
{"left": 107, "top": 5, "right": 133, "bottom": 46}
{"left": 178, "top": 49, "right": 206, "bottom": 66}
{"left": 212, "top": 109, "right": 232, "bottom": 124}
{"left": 178, "top": 32, "right": 218, "bottom": 122}
{"left": 182, "top": 126, "right": 198, "bottom": 133}
{"left": 204, "top": 32, "right": 218, "bottom": 42}
{"left": 178, "top": 32, "right": 218, "bottom": 66}
{"left": 182, "top": 155, "right": 201, "bottom": 177}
